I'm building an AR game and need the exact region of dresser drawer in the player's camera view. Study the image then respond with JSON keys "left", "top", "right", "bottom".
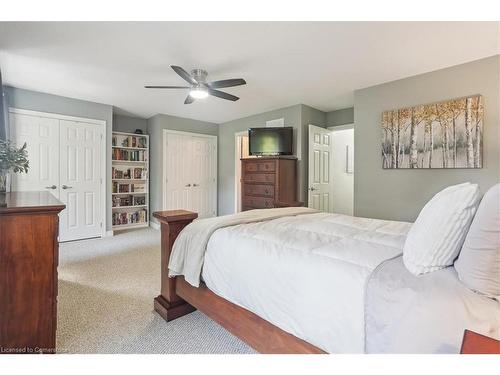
{"left": 243, "top": 196, "right": 275, "bottom": 209}
{"left": 243, "top": 160, "right": 276, "bottom": 173}
{"left": 243, "top": 184, "right": 274, "bottom": 197}
{"left": 242, "top": 173, "right": 275, "bottom": 184}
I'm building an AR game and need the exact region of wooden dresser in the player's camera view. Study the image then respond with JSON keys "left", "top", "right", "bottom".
{"left": 241, "top": 157, "right": 298, "bottom": 211}
{"left": 0, "top": 192, "right": 65, "bottom": 354}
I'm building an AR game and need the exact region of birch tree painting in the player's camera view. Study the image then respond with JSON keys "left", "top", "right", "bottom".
{"left": 382, "top": 95, "right": 483, "bottom": 169}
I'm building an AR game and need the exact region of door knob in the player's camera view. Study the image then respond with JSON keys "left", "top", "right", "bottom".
{"left": 309, "top": 187, "right": 317, "bottom": 191}
{"left": 45, "top": 185, "right": 57, "bottom": 190}
{"left": 185, "top": 184, "right": 191, "bottom": 187}
{"left": 193, "top": 183, "right": 199, "bottom": 187}
{"left": 62, "top": 185, "right": 73, "bottom": 189}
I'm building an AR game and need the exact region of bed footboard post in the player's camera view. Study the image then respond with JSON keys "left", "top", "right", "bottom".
{"left": 152, "top": 210, "right": 198, "bottom": 322}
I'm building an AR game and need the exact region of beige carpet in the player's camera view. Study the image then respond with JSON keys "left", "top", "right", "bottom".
{"left": 57, "top": 228, "right": 255, "bottom": 354}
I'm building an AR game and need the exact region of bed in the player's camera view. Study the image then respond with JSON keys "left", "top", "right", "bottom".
{"left": 152, "top": 207, "right": 500, "bottom": 354}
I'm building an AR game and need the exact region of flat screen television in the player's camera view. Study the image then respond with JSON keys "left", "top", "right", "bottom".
{"left": 248, "top": 127, "right": 293, "bottom": 156}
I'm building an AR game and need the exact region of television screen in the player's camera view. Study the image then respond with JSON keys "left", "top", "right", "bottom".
{"left": 248, "top": 127, "right": 293, "bottom": 156}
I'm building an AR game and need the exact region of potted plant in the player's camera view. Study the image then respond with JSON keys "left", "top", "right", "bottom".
{"left": 0, "top": 139, "right": 30, "bottom": 193}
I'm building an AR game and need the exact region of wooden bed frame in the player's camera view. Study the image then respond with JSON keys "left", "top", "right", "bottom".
{"left": 152, "top": 209, "right": 325, "bottom": 354}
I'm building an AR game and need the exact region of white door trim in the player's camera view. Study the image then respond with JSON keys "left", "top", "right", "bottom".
{"left": 327, "top": 123, "right": 354, "bottom": 132}
{"left": 8, "top": 107, "right": 107, "bottom": 238}
{"left": 9, "top": 108, "right": 107, "bottom": 126}
{"left": 162, "top": 129, "right": 218, "bottom": 214}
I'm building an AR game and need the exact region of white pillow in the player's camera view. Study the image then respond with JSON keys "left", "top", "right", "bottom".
{"left": 454, "top": 183, "right": 500, "bottom": 300}
{"left": 403, "top": 183, "right": 480, "bottom": 276}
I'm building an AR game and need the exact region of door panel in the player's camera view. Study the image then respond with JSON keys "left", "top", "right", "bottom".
{"left": 10, "top": 113, "right": 60, "bottom": 197}
{"left": 165, "top": 133, "right": 193, "bottom": 211}
{"left": 164, "top": 132, "right": 217, "bottom": 218}
{"left": 59, "top": 120, "right": 102, "bottom": 241}
{"left": 308, "top": 125, "right": 333, "bottom": 212}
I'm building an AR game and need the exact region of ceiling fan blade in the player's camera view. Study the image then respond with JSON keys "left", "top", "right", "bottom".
{"left": 208, "top": 78, "right": 246, "bottom": 89}
{"left": 208, "top": 88, "right": 239, "bottom": 101}
{"left": 184, "top": 95, "right": 195, "bottom": 104}
{"left": 144, "top": 85, "right": 189, "bottom": 89}
{"left": 171, "top": 65, "right": 198, "bottom": 85}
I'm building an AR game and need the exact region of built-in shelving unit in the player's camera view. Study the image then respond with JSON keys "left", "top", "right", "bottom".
{"left": 111, "top": 131, "right": 149, "bottom": 231}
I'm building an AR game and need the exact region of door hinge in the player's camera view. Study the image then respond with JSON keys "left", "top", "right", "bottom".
{"left": 101, "top": 134, "right": 103, "bottom": 140}
{"left": 100, "top": 222, "right": 103, "bottom": 228}
{"left": 100, "top": 178, "right": 103, "bottom": 184}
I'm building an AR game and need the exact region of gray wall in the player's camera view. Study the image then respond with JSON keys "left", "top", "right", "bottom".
{"left": 4, "top": 86, "right": 115, "bottom": 231}
{"left": 327, "top": 107, "right": 354, "bottom": 127}
{"left": 147, "top": 113, "right": 218, "bottom": 221}
{"left": 217, "top": 105, "right": 303, "bottom": 215}
{"left": 113, "top": 114, "right": 147, "bottom": 134}
{"left": 354, "top": 55, "right": 500, "bottom": 222}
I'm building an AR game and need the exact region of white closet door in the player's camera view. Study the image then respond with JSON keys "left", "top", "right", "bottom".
{"left": 59, "top": 120, "right": 103, "bottom": 241}
{"left": 164, "top": 131, "right": 217, "bottom": 218}
{"left": 9, "top": 113, "right": 60, "bottom": 197}
{"left": 165, "top": 133, "right": 193, "bottom": 211}
{"left": 190, "top": 136, "right": 217, "bottom": 218}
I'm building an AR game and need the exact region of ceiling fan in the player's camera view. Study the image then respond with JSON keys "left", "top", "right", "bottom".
{"left": 145, "top": 65, "right": 246, "bottom": 104}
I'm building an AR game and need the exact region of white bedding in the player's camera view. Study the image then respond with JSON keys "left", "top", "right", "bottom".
{"left": 365, "top": 256, "right": 500, "bottom": 353}
{"left": 201, "top": 212, "right": 412, "bottom": 353}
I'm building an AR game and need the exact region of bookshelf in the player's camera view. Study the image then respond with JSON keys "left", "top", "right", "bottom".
{"left": 111, "top": 131, "right": 149, "bottom": 231}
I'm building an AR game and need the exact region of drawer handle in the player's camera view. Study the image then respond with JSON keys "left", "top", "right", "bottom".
{"left": 45, "top": 185, "right": 57, "bottom": 190}
{"left": 62, "top": 185, "right": 73, "bottom": 190}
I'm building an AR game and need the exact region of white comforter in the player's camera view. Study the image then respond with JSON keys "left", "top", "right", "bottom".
{"left": 201, "top": 212, "right": 411, "bottom": 353}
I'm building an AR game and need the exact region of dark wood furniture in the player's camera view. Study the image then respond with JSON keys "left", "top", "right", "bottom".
{"left": 0, "top": 192, "right": 65, "bottom": 354}
{"left": 241, "top": 157, "right": 299, "bottom": 211}
{"left": 152, "top": 209, "right": 325, "bottom": 354}
{"left": 460, "top": 330, "right": 500, "bottom": 354}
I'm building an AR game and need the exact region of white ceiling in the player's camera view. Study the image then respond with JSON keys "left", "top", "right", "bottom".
{"left": 0, "top": 22, "right": 498, "bottom": 123}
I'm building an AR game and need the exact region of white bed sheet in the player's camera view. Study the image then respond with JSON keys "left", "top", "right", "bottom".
{"left": 201, "top": 212, "right": 411, "bottom": 353}
{"left": 365, "top": 256, "right": 500, "bottom": 353}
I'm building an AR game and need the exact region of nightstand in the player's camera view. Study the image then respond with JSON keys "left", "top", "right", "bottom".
{"left": 460, "top": 330, "right": 500, "bottom": 354}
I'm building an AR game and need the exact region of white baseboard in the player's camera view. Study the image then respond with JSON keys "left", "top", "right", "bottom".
{"left": 103, "top": 230, "right": 114, "bottom": 237}
{"left": 149, "top": 221, "right": 160, "bottom": 230}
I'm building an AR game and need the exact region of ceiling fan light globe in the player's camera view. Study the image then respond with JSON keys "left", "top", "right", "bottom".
{"left": 189, "top": 88, "right": 209, "bottom": 99}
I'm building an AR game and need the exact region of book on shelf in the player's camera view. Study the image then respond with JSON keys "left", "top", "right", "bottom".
{"left": 112, "top": 195, "right": 146, "bottom": 207}
{"left": 112, "top": 167, "right": 147, "bottom": 179}
{"left": 112, "top": 148, "right": 148, "bottom": 162}
{"left": 112, "top": 134, "right": 147, "bottom": 148}
{"left": 112, "top": 209, "right": 148, "bottom": 226}
{"left": 112, "top": 181, "right": 146, "bottom": 193}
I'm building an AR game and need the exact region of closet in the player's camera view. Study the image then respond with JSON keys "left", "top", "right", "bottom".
{"left": 163, "top": 130, "right": 217, "bottom": 218}
{"left": 9, "top": 109, "right": 106, "bottom": 241}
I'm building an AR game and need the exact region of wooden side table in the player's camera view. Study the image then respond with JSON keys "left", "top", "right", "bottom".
{"left": 460, "top": 330, "right": 500, "bottom": 354}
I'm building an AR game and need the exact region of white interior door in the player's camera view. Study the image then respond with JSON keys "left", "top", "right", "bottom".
{"left": 164, "top": 131, "right": 217, "bottom": 218}
{"left": 331, "top": 127, "right": 354, "bottom": 215}
{"left": 59, "top": 120, "right": 103, "bottom": 241}
{"left": 9, "top": 113, "right": 60, "bottom": 197}
{"left": 9, "top": 109, "right": 105, "bottom": 242}
{"left": 308, "top": 124, "right": 333, "bottom": 212}
{"left": 165, "top": 133, "right": 192, "bottom": 211}
{"left": 190, "top": 136, "right": 217, "bottom": 218}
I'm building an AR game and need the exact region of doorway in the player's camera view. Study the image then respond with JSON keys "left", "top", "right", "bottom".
{"left": 307, "top": 124, "right": 354, "bottom": 215}
{"left": 234, "top": 130, "right": 255, "bottom": 213}
{"left": 329, "top": 125, "right": 354, "bottom": 215}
